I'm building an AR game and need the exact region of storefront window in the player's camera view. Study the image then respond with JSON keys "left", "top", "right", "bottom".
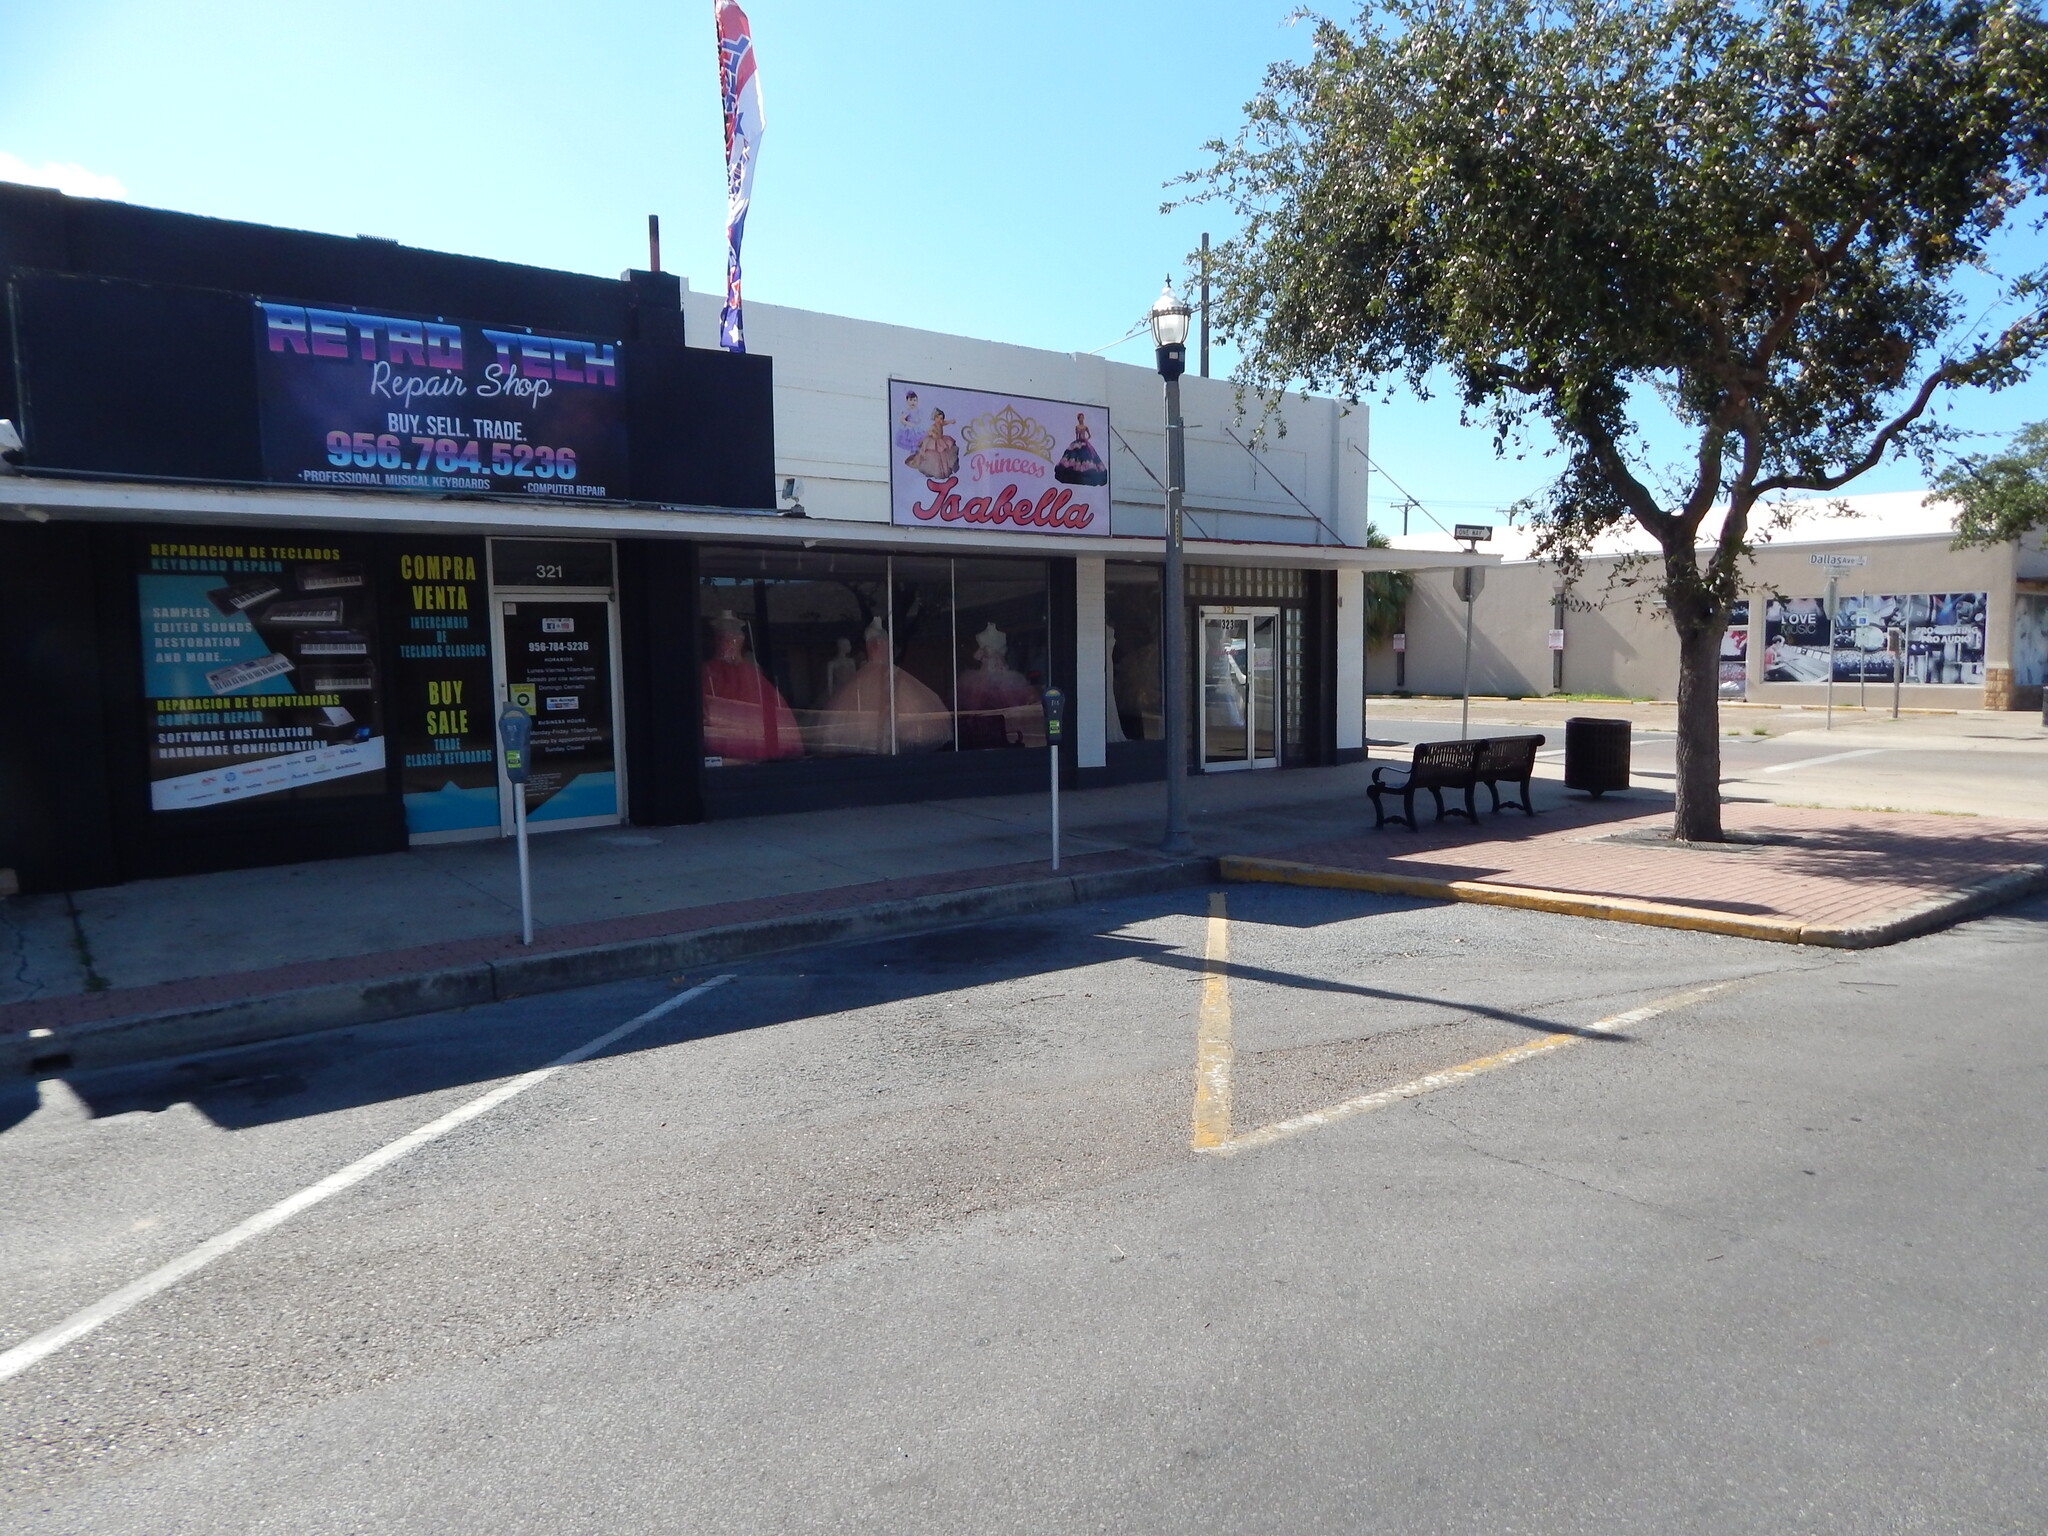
{"left": 1105, "top": 562, "right": 1162, "bottom": 742}
{"left": 136, "top": 533, "right": 388, "bottom": 811}
{"left": 955, "top": 558, "right": 1049, "bottom": 749}
{"left": 891, "top": 557, "right": 958, "bottom": 752}
{"left": 697, "top": 548, "right": 1048, "bottom": 764}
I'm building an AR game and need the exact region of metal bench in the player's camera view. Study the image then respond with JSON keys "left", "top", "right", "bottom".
{"left": 1368, "top": 738, "right": 1481, "bottom": 830}
{"left": 1473, "top": 733, "right": 1545, "bottom": 815}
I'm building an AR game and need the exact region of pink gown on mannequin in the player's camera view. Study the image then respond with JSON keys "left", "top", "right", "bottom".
{"left": 956, "top": 622, "right": 1038, "bottom": 747}
{"left": 701, "top": 620, "right": 802, "bottom": 761}
{"left": 812, "top": 621, "right": 951, "bottom": 754}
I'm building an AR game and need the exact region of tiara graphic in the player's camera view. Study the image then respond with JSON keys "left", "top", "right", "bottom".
{"left": 961, "top": 404, "right": 1056, "bottom": 462}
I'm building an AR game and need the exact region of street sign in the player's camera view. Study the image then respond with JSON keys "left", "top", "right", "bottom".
{"left": 1453, "top": 524, "right": 1493, "bottom": 543}
{"left": 1546, "top": 628, "right": 1566, "bottom": 651}
{"left": 1454, "top": 566, "right": 1486, "bottom": 602}
{"left": 1391, "top": 633, "right": 1406, "bottom": 653}
{"left": 1809, "top": 553, "right": 1868, "bottom": 568}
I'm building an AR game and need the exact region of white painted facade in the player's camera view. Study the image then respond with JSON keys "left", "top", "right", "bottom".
{"left": 666, "top": 283, "right": 1484, "bottom": 768}
{"left": 678, "top": 284, "right": 1382, "bottom": 552}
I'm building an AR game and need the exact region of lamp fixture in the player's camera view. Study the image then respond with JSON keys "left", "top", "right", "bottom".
{"left": 1148, "top": 279, "right": 1192, "bottom": 382}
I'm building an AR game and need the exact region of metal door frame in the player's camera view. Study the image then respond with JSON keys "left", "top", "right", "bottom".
{"left": 489, "top": 575, "right": 626, "bottom": 836}
{"left": 1198, "top": 605, "right": 1281, "bottom": 772}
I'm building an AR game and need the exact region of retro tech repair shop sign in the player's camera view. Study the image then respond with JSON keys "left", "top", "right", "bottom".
{"left": 254, "top": 299, "right": 628, "bottom": 500}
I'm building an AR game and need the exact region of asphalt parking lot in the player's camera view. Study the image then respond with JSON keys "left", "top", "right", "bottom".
{"left": 4, "top": 877, "right": 2045, "bottom": 1533}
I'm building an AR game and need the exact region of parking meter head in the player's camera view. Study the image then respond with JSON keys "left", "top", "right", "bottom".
{"left": 1040, "top": 687, "right": 1067, "bottom": 742}
{"left": 498, "top": 699, "right": 533, "bottom": 785}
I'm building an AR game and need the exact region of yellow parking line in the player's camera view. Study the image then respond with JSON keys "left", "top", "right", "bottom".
{"left": 1197, "top": 980, "right": 1735, "bottom": 1157}
{"left": 1189, "top": 891, "right": 1234, "bottom": 1150}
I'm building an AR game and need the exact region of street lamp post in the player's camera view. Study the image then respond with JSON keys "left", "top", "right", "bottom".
{"left": 1150, "top": 278, "right": 1195, "bottom": 855}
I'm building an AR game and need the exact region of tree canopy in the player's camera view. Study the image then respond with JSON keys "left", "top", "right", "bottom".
{"left": 1938, "top": 418, "right": 2048, "bottom": 544}
{"left": 1187, "top": 0, "right": 2048, "bottom": 837}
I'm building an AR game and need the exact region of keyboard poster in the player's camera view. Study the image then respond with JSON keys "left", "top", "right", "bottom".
{"left": 136, "top": 538, "right": 386, "bottom": 811}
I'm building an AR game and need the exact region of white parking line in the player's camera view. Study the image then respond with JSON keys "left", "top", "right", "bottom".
{"left": 0, "top": 974, "right": 735, "bottom": 1385}
{"left": 1759, "top": 748, "right": 1883, "bottom": 775}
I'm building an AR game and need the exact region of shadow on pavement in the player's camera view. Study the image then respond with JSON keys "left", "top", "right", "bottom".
{"left": 1138, "top": 951, "right": 1639, "bottom": 1043}
{"left": 32, "top": 884, "right": 1521, "bottom": 1133}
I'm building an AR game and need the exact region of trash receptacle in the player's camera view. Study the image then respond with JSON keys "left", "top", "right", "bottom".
{"left": 1564, "top": 716, "right": 1631, "bottom": 797}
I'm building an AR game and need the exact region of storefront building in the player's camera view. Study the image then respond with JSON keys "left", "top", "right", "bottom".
{"left": 0, "top": 187, "right": 1459, "bottom": 896}
{"left": 1383, "top": 492, "right": 2048, "bottom": 711}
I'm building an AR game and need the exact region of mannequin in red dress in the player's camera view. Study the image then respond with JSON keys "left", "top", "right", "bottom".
{"left": 701, "top": 610, "right": 802, "bottom": 761}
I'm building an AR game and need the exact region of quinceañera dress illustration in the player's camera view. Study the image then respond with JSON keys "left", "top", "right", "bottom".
{"left": 904, "top": 408, "right": 961, "bottom": 481}
{"left": 701, "top": 610, "right": 801, "bottom": 762}
{"left": 1053, "top": 413, "right": 1108, "bottom": 486}
{"left": 811, "top": 618, "right": 951, "bottom": 755}
{"left": 894, "top": 390, "right": 924, "bottom": 454}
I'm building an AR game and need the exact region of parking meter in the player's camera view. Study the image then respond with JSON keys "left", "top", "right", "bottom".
{"left": 498, "top": 697, "right": 536, "bottom": 944}
{"left": 1040, "top": 687, "right": 1066, "bottom": 743}
{"left": 497, "top": 699, "right": 533, "bottom": 784}
{"left": 1039, "top": 688, "right": 1066, "bottom": 870}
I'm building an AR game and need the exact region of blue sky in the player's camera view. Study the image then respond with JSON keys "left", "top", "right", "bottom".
{"left": 5, "top": 0, "right": 2044, "bottom": 532}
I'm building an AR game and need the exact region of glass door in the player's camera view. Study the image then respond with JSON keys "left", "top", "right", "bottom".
{"left": 495, "top": 596, "right": 623, "bottom": 831}
{"left": 1200, "top": 608, "right": 1281, "bottom": 771}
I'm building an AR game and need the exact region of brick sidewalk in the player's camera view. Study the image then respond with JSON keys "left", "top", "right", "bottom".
{"left": 1243, "top": 803, "right": 2048, "bottom": 930}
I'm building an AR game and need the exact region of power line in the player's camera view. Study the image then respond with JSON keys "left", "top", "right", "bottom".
{"left": 1348, "top": 442, "right": 1457, "bottom": 538}
{"left": 1222, "top": 426, "right": 1343, "bottom": 545}
{"left": 1107, "top": 424, "right": 1214, "bottom": 539}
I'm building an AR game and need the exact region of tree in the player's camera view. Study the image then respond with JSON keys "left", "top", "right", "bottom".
{"left": 1937, "top": 419, "right": 2048, "bottom": 544}
{"left": 1186, "top": 0, "right": 2048, "bottom": 840}
{"left": 1363, "top": 522, "right": 1414, "bottom": 646}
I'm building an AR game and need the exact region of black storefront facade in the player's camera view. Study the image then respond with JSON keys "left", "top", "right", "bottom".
{"left": 1, "top": 190, "right": 1360, "bottom": 897}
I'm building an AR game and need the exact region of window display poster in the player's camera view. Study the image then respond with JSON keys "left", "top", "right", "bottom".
{"left": 499, "top": 600, "right": 619, "bottom": 821}
{"left": 1903, "top": 592, "right": 1988, "bottom": 686}
{"left": 1761, "top": 595, "right": 1831, "bottom": 682}
{"left": 392, "top": 540, "right": 498, "bottom": 836}
{"left": 255, "top": 299, "right": 628, "bottom": 501}
{"left": 1831, "top": 593, "right": 1904, "bottom": 682}
{"left": 1765, "top": 592, "right": 1988, "bottom": 684}
{"left": 2015, "top": 594, "right": 2048, "bottom": 691}
{"left": 888, "top": 379, "right": 1108, "bottom": 535}
{"left": 137, "top": 538, "right": 384, "bottom": 810}
{"left": 1719, "top": 599, "right": 1748, "bottom": 697}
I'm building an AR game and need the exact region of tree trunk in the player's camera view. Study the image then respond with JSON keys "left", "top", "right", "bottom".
{"left": 1672, "top": 620, "right": 1725, "bottom": 842}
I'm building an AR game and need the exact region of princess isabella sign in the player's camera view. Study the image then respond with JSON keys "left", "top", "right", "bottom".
{"left": 888, "top": 380, "right": 1110, "bottom": 534}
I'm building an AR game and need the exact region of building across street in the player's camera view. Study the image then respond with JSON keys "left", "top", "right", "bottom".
{"left": 1385, "top": 491, "right": 2048, "bottom": 712}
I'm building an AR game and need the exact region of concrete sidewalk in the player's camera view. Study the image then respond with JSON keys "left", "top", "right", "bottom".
{"left": 5, "top": 750, "right": 2045, "bottom": 1073}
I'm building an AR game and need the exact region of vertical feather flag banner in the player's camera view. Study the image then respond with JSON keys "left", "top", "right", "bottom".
{"left": 716, "top": 0, "right": 763, "bottom": 354}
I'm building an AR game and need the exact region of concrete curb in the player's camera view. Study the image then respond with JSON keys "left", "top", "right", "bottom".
{"left": 9, "top": 858, "right": 1213, "bottom": 1078}
{"left": 1218, "top": 855, "right": 2048, "bottom": 949}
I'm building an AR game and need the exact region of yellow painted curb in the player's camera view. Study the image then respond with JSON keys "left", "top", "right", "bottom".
{"left": 1218, "top": 855, "right": 1814, "bottom": 944}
